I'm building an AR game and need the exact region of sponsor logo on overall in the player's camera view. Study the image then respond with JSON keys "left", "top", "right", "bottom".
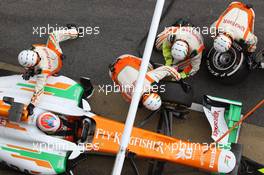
{"left": 223, "top": 19, "right": 246, "bottom": 32}
{"left": 213, "top": 111, "right": 221, "bottom": 137}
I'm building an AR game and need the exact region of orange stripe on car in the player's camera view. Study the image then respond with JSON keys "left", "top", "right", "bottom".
{"left": 11, "top": 154, "right": 52, "bottom": 169}
{"left": 20, "top": 88, "right": 35, "bottom": 92}
{"left": 31, "top": 171, "right": 41, "bottom": 174}
{"left": 28, "top": 81, "right": 71, "bottom": 90}
{"left": 6, "top": 122, "right": 26, "bottom": 131}
{"left": 7, "top": 144, "right": 39, "bottom": 153}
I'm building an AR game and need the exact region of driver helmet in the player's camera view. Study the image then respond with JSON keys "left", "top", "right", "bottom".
{"left": 214, "top": 33, "right": 233, "bottom": 53}
{"left": 37, "top": 112, "right": 61, "bottom": 133}
{"left": 18, "top": 50, "right": 39, "bottom": 68}
{"left": 171, "top": 40, "right": 189, "bottom": 63}
{"left": 142, "top": 93, "right": 162, "bottom": 111}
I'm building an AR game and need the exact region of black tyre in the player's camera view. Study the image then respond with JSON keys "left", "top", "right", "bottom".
{"left": 207, "top": 44, "right": 250, "bottom": 84}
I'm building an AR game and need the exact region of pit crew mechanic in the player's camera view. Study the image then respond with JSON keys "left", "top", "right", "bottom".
{"left": 18, "top": 25, "right": 79, "bottom": 115}
{"left": 109, "top": 54, "right": 181, "bottom": 111}
{"left": 155, "top": 24, "right": 205, "bottom": 79}
{"left": 211, "top": 1, "right": 260, "bottom": 67}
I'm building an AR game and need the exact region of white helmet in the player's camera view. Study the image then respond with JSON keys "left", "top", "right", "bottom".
{"left": 214, "top": 34, "right": 232, "bottom": 53}
{"left": 171, "top": 40, "right": 189, "bottom": 63}
{"left": 18, "top": 50, "right": 39, "bottom": 67}
{"left": 142, "top": 93, "right": 161, "bottom": 111}
{"left": 37, "top": 112, "right": 61, "bottom": 133}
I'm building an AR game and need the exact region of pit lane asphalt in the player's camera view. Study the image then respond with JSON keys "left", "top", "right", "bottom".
{"left": 0, "top": 0, "right": 263, "bottom": 127}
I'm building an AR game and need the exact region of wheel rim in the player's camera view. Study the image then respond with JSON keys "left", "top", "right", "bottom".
{"left": 213, "top": 48, "right": 237, "bottom": 71}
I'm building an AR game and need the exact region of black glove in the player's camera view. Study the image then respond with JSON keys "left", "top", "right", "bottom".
{"left": 22, "top": 68, "right": 35, "bottom": 80}
{"left": 66, "top": 24, "right": 77, "bottom": 29}
{"left": 22, "top": 72, "right": 31, "bottom": 80}
{"left": 27, "top": 103, "right": 35, "bottom": 116}
{"left": 168, "top": 34, "right": 176, "bottom": 43}
{"left": 189, "top": 50, "right": 198, "bottom": 59}
{"left": 237, "top": 39, "right": 249, "bottom": 52}
{"left": 66, "top": 24, "right": 83, "bottom": 38}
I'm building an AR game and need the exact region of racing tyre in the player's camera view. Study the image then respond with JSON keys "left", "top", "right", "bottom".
{"left": 207, "top": 43, "right": 250, "bottom": 84}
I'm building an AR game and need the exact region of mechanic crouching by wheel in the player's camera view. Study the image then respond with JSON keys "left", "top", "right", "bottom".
{"left": 109, "top": 54, "right": 181, "bottom": 111}
{"left": 210, "top": 2, "right": 259, "bottom": 68}
{"left": 18, "top": 25, "right": 80, "bottom": 115}
{"left": 155, "top": 21, "right": 205, "bottom": 79}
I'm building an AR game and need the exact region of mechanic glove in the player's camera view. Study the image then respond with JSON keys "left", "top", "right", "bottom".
{"left": 22, "top": 68, "right": 35, "bottom": 80}
{"left": 66, "top": 24, "right": 77, "bottom": 30}
{"left": 180, "top": 72, "right": 188, "bottom": 79}
{"left": 238, "top": 39, "right": 249, "bottom": 52}
{"left": 66, "top": 24, "right": 83, "bottom": 38}
{"left": 27, "top": 103, "right": 35, "bottom": 116}
{"left": 22, "top": 72, "right": 30, "bottom": 80}
{"left": 167, "top": 34, "right": 176, "bottom": 43}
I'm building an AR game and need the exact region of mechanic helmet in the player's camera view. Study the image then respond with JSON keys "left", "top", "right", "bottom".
{"left": 142, "top": 93, "right": 161, "bottom": 111}
{"left": 214, "top": 33, "right": 233, "bottom": 53}
{"left": 171, "top": 40, "right": 189, "bottom": 63}
{"left": 37, "top": 112, "right": 61, "bottom": 133}
{"left": 18, "top": 50, "right": 39, "bottom": 68}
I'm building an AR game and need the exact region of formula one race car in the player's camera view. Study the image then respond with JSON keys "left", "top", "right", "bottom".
{"left": 0, "top": 74, "right": 241, "bottom": 175}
